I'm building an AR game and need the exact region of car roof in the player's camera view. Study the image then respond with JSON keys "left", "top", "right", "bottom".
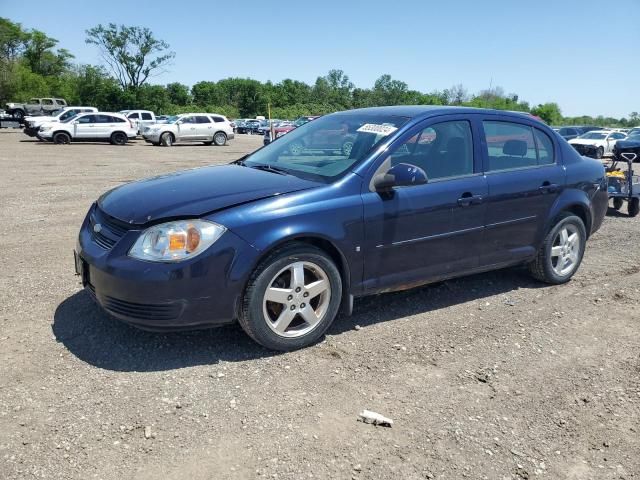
{"left": 331, "top": 105, "right": 545, "bottom": 121}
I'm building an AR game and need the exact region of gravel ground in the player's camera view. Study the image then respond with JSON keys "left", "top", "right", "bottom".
{"left": 0, "top": 130, "right": 639, "bottom": 480}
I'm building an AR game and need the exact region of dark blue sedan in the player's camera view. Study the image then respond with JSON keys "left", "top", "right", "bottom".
{"left": 75, "top": 106, "right": 608, "bottom": 350}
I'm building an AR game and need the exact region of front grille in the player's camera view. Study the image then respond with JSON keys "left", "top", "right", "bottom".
{"left": 89, "top": 207, "right": 131, "bottom": 250}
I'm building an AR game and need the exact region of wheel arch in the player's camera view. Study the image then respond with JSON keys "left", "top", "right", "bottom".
{"left": 52, "top": 130, "right": 72, "bottom": 141}
{"left": 236, "top": 234, "right": 352, "bottom": 320}
{"left": 547, "top": 191, "right": 593, "bottom": 239}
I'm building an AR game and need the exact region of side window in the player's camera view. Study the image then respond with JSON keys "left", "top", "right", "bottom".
{"left": 534, "top": 129, "right": 555, "bottom": 165}
{"left": 141, "top": 112, "right": 153, "bottom": 120}
{"left": 93, "top": 115, "right": 111, "bottom": 123}
{"left": 388, "top": 120, "right": 474, "bottom": 180}
{"left": 41, "top": 99, "right": 54, "bottom": 105}
{"left": 612, "top": 132, "right": 625, "bottom": 140}
{"left": 128, "top": 112, "right": 139, "bottom": 119}
{"left": 212, "top": 116, "right": 225, "bottom": 123}
{"left": 483, "top": 121, "right": 537, "bottom": 171}
{"left": 181, "top": 116, "right": 195, "bottom": 124}
{"left": 77, "top": 115, "right": 95, "bottom": 124}
{"left": 195, "top": 116, "right": 211, "bottom": 124}
{"left": 111, "top": 116, "right": 126, "bottom": 123}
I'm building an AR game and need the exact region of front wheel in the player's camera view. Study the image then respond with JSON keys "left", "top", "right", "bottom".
{"left": 239, "top": 243, "right": 343, "bottom": 351}
{"left": 596, "top": 146, "right": 604, "bottom": 159}
{"left": 53, "top": 132, "right": 71, "bottom": 144}
{"left": 160, "top": 132, "right": 174, "bottom": 147}
{"left": 13, "top": 110, "right": 25, "bottom": 121}
{"left": 528, "top": 213, "right": 586, "bottom": 284}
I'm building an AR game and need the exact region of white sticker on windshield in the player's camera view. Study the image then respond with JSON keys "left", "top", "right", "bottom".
{"left": 357, "top": 123, "right": 398, "bottom": 136}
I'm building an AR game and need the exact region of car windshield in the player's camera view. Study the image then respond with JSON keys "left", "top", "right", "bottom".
{"left": 242, "top": 113, "right": 410, "bottom": 182}
{"left": 51, "top": 109, "right": 65, "bottom": 116}
{"left": 61, "top": 114, "right": 79, "bottom": 123}
{"left": 580, "top": 132, "right": 607, "bottom": 139}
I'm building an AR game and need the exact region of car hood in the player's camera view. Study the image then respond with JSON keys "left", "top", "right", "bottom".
{"left": 569, "top": 138, "right": 604, "bottom": 146}
{"left": 615, "top": 138, "right": 640, "bottom": 150}
{"left": 98, "top": 164, "right": 321, "bottom": 225}
{"left": 26, "top": 115, "right": 57, "bottom": 123}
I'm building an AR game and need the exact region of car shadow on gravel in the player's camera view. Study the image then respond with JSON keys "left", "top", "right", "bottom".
{"left": 53, "top": 290, "right": 275, "bottom": 372}
{"left": 54, "top": 267, "right": 543, "bottom": 372}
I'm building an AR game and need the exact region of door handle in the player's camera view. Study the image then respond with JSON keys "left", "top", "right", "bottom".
{"left": 457, "top": 193, "right": 483, "bottom": 207}
{"left": 539, "top": 182, "right": 559, "bottom": 193}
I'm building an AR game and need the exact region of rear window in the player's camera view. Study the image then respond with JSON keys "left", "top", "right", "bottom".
{"left": 483, "top": 121, "right": 537, "bottom": 171}
{"left": 212, "top": 116, "right": 225, "bottom": 123}
{"left": 195, "top": 116, "right": 211, "bottom": 124}
{"left": 42, "top": 99, "right": 54, "bottom": 105}
{"left": 128, "top": 113, "right": 139, "bottom": 119}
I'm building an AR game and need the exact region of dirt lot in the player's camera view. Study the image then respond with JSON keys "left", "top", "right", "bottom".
{"left": 0, "top": 129, "right": 639, "bottom": 480}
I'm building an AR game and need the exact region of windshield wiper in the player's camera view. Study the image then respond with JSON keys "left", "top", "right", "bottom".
{"left": 248, "top": 163, "right": 291, "bottom": 176}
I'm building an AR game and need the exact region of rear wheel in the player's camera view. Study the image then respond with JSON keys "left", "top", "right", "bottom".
{"left": 612, "top": 197, "right": 624, "bottom": 210}
{"left": 53, "top": 132, "right": 71, "bottom": 144}
{"left": 239, "top": 243, "right": 342, "bottom": 351}
{"left": 110, "top": 132, "right": 127, "bottom": 145}
{"left": 213, "top": 132, "right": 227, "bottom": 146}
{"left": 629, "top": 198, "right": 639, "bottom": 217}
{"left": 528, "top": 212, "right": 586, "bottom": 284}
{"left": 161, "top": 132, "right": 174, "bottom": 147}
{"left": 13, "top": 110, "right": 25, "bottom": 121}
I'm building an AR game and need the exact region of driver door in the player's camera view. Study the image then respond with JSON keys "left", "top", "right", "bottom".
{"left": 73, "top": 114, "right": 97, "bottom": 138}
{"left": 361, "top": 116, "right": 488, "bottom": 292}
{"left": 177, "top": 116, "right": 197, "bottom": 141}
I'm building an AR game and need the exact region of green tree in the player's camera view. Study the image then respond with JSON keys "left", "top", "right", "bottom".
{"left": 531, "top": 102, "right": 562, "bottom": 125}
{"left": 85, "top": 23, "right": 175, "bottom": 90}
{"left": 166, "top": 82, "right": 191, "bottom": 106}
{"left": 24, "top": 30, "right": 73, "bottom": 76}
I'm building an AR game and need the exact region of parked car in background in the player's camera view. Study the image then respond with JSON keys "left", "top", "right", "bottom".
{"left": 24, "top": 107, "right": 97, "bottom": 137}
{"left": 580, "top": 126, "right": 605, "bottom": 133}
{"left": 627, "top": 127, "right": 640, "bottom": 136}
{"left": 569, "top": 130, "right": 627, "bottom": 159}
{"left": 236, "top": 119, "right": 265, "bottom": 134}
{"left": 75, "top": 106, "right": 607, "bottom": 351}
{"left": 613, "top": 132, "right": 640, "bottom": 162}
{"left": 554, "top": 126, "right": 584, "bottom": 141}
{"left": 5, "top": 98, "right": 67, "bottom": 120}
{"left": 141, "top": 113, "right": 234, "bottom": 146}
{"left": 120, "top": 110, "right": 156, "bottom": 134}
{"left": 155, "top": 115, "right": 170, "bottom": 123}
{"left": 38, "top": 112, "right": 136, "bottom": 145}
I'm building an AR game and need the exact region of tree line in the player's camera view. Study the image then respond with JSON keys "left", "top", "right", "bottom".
{"left": 1, "top": 18, "right": 637, "bottom": 127}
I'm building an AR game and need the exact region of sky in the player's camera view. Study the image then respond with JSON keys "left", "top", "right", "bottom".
{"left": 2, "top": 0, "right": 639, "bottom": 118}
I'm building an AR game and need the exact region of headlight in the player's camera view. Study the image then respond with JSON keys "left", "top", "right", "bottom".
{"left": 128, "top": 219, "right": 226, "bottom": 262}
{"left": 40, "top": 126, "right": 51, "bottom": 131}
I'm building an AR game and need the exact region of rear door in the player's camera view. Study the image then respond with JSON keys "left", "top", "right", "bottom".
{"left": 194, "top": 115, "right": 214, "bottom": 140}
{"left": 362, "top": 115, "right": 488, "bottom": 291}
{"left": 479, "top": 117, "right": 564, "bottom": 266}
{"left": 177, "top": 115, "right": 198, "bottom": 141}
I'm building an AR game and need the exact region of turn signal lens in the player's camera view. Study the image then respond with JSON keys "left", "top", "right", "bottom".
{"left": 129, "top": 220, "right": 226, "bottom": 262}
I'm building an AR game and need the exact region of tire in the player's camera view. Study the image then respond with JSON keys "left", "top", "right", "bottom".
{"left": 238, "top": 243, "right": 343, "bottom": 351}
{"left": 213, "top": 132, "right": 227, "bottom": 146}
{"left": 528, "top": 212, "right": 586, "bottom": 284}
{"left": 629, "top": 198, "right": 639, "bottom": 217}
{"left": 160, "top": 132, "right": 174, "bottom": 147}
{"left": 13, "top": 110, "right": 25, "bottom": 121}
{"left": 53, "top": 132, "right": 71, "bottom": 144}
{"left": 612, "top": 197, "right": 624, "bottom": 210}
{"left": 110, "top": 132, "right": 127, "bottom": 145}
{"left": 596, "top": 146, "right": 604, "bottom": 159}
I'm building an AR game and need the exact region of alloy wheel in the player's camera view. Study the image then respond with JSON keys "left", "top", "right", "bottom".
{"left": 550, "top": 224, "right": 581, "bottom": 277}
{"left": 262, "top": 261, "right": 331, "bottom": 338}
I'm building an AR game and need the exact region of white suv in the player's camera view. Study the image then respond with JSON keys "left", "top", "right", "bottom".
{"left": 38, "top": 112, "right": 137, "bottom": 145}
{"left": 24, "top": 107, "right": 97, "bottom": 137}
{"left": 142, "top": 113, "right": 234, "bottom": 146}
{"left": 120, "top": 110, "right": 156, "bottom": 135}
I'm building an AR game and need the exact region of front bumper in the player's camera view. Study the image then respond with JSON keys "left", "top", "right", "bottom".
{"left": 24, "top": 126, "right": 39, "bottom": 137}
{"left": 76, "top": 205, "right": 260, "bottom": 330}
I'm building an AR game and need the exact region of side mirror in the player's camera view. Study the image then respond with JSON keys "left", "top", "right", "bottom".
{"left": 373, "top": 163, "right": 427, "bottom": 192}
